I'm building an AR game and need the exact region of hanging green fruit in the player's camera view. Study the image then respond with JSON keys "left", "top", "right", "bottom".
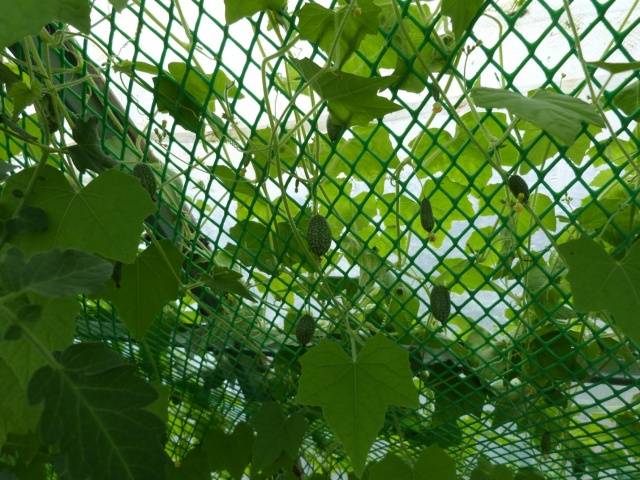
{"left": 326, "top": 114, "right": 346, "bottom": 144}
{"left": 295, "top": 313, "right": 316, "bottom": 346}
{"left": 307, "top": 214, "right": 332, "bottom": 256}
{"left": 133, "top": 163, "right": 158, "bottom": 201}
{"left": 420, "top": 197, "right": 435, "bottom": 234}
{"left": 541, "top": 431, "right": 551, "bottom": 456}
{"left": 508, "top": 174, "right": 529, "bottom": 204}
{"left": 430, "top": 285, "right": 451, "bottom": 324}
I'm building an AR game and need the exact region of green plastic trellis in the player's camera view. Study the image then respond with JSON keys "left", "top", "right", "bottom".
{"left": 1, "top": 0, "right": 640, "bottom": 478}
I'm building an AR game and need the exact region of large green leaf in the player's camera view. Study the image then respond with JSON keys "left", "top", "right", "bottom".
{"left": 2, "top": 166, "right": 155, "bottom": 262}
{"left": 28, "top": 343, "right": 168, "bottom": 480}
{"left": 296, "top": 335, "right": 418, "bottom": 476}
{"left": 224, "top": 0, "right": 286, "bottom": 24}
{"left": 294, "top": 58, "right": 402, "bottom": 126}
{"left": 0, "top": 296, "right": 78, "bottom": 387}
{"left": 298, "top": 1, "right": 381, "bottom": 66}
{"left": 0, "top": 358, "right": 42, "bottom": 448}
{"left": 102, "top": 240, "right": 182, "bottom": 339}
{"left": 0, "top": 0, "right": 91, "bottom": 50}
{"left": 0, "top": 248, "right": 112, "bottom": 297}
{"left": 470, "top": 88, "right": 604, "bottom": 145}
{"left": 251, "top": 402, "right": 307, "bottom": 472}
{"left": 558, "top": 237, "right": 640, "bottom": 345}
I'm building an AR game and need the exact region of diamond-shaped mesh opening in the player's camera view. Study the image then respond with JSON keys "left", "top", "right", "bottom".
{"left": 1, "top": 0, "right": 640, "bottom": 478}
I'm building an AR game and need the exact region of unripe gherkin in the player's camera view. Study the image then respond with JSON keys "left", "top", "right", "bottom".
{"left": 133, "top": 163, "right": 157, "bottom": 201}
{"left": 295, "top": 314, "right": 315, "bottom": 346}
{"left": 307, "top": 214, "right": 332, "bottom": 256}
{"left": 508, "top": 174, "right": 529, "bottom": 204}
{"left": 420, "top": 198, "right": 435, "bottom": 233}
{"left": 326, "top": 114, "right": 346, "bottom": 144}
{"left": 430, "top": 285, "right": 451, "bottom": 324}
{"left": 541, "top": 431, "right": 552, "bottom": 456}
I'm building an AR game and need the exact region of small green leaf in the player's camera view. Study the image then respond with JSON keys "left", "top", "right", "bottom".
{"left": 470, "top": 87, "right": 604, "bottom": 145}
{"left": 515, "top": 193, "right": 556, "bottom": 236}
{"left": 441, "top": 0, "right": 484, "bottom": 39}
{"left": 1, "top": 166, "right": 155, "bottom": 262}
{"left": 294, "top": 58, "right": 402, "bottom": 127}
{"left": 251, "top": 402, "right": 307, "bottom": 472}
{"left": 425, "top": 362, "right": 488, "bottom": 423}
{"left": 389, "top": 5, "right": 449, "bottom": 93}
{"left": 0, "top": 0, "right": 91, "bottom": 50}
{"left": 611, "top": 80, "right": 640, "bottom": 119}
{"left": 7, "top": 80, "right": 41, "bottom": 120}
{"left": 28, "top": 343, "right": 168, "bottom": 480}
{"left": 109, "top": 0, "right": 128, "bottom": 11}
{"left": 296, "top": 335, "right": 418, "bottom": 476}
{"left": 298, "top": 1, "right": 381, "bottom": 66}
{"left": 414, "top": 446, "right": 458, "bottom": 479}
{"left": 113, "top": 60, "right": 159, "bottom": 76}
{"left": 470, "top": 457, "right": 514, "bottom": 480}
{"left": 224, "top": 0, "right": 286, "bottom": 24}
{"left": 0, "top": 248, "right": 112, "bottom": 297}
{"left": 587, "top": 60, "right": 640, "bottom": 73}
{"left": 436, "top": 258, "right": 495, "bottom": 293}
{"left": 201, "top": 266, "right": 256, "bottom": 302}
{"left": 245, "top": 127, "right": 298, "bottom": 179}
{"left": 153, "top": 74, "right": 206, "bottom": 133}
{"left": 369, "top": 454, "right": 412, "bottom": 480}
{"left": 203, "top": 423, "right": 254, "bottom": 479}
{"left": 68, "top": 117, "right": 118, "bottom": 173}
{"left": 102, "top": 240, "right": 182, "bottom": 340}
{"left": 519, "top": 122, "right": 597, "bottom": 172}
{"left": 515, "top": 467, "right": 546, "bottom": 480}
{"left": 167, "top": 62, "right": 240, "bottom": 104}
{"left": 558, "top": 237, "right": 640, "bottom": 345}
{"left": 228, "top": 221, "right": 279, "bottom": 274}
{"left": 211, "top": 165, "right": 269, "bottom": 210}
{"left": 326, "top": 124, "right": 396, "bottom": 182}
{"left": 369, "top": 447, "right": 458, "bottom": 480}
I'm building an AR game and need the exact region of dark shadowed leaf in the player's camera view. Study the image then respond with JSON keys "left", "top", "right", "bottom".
{"left": 28, "top": 343, "right": 168, "bottom": 480}
{"left": 0, "top": 248, "right": 112, "bottom": 297}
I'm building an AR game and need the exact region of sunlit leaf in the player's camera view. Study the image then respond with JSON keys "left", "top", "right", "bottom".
{"left": 559, "top": 237, "right": 640, "bottom": 345}
{"left": 471, "top": 87, "right": 604, "bottom": 145}
{"left": 296, "top": 335, "right": 418, "bottom": 476}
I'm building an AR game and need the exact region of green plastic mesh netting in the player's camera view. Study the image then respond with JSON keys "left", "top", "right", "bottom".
{"left": 1, "top": 0, "right": 640, "bottom": 478}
